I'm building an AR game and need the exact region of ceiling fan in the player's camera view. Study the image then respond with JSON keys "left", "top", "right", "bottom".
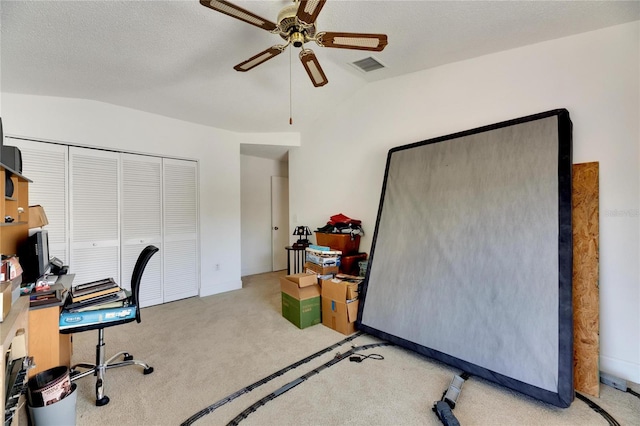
{"left": 199, "top": 0, "right": 388, "bottom": 87}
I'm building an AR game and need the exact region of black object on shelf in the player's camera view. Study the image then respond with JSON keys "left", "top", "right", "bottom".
{"left": 292, "top": 226, "right": 312, "bottom": 248}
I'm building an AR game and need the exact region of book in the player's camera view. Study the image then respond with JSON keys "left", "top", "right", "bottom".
{"left": 71, "top": 278, "right": 118, "bottom": 298}
{"left": 29, "top": 283, "right": 66, "bottom": 308}
{"left": 59, "top": 305, "right": 137, "bottom": 330}
{"left": 305, "top": 247, "right": 342, "bottom": 256}
{"left": 66, "top": 289, "right": 129, "bottom": 311}
{"left": 308, "top": 244, "right": 332, "bottom": 251}
{"left": 29, "top": 290, "right": 63, "bottom": 308}
{"left": 72, "top": 277, "right": 115, "bottom": 292}
{"left": 70, "top": 299, "right": 128, "bottom": 313}
{"left": 71, "top": 286, "right": 121, "bottom": 303}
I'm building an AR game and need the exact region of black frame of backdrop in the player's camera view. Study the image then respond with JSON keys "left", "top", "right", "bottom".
{"left": 357, "top": 109, "right": 573, "bottom": 408}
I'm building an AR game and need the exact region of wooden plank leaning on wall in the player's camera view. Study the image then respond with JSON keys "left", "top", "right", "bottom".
{"left": 572, "top": 162, "right": 600, "bottom": 397}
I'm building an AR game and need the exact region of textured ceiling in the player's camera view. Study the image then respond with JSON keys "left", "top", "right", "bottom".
{"left": 2, "top": 0, "right": 639, "bottom": 137}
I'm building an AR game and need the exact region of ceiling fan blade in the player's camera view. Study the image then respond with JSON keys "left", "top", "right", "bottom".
{"left": 299, "top": 49, "right": 328, "bottom": 87}
{"left": 296, "top": 0, "right": 327, "bottom": 26}
{"left": 234, "top": 46, "right": 285, "bottom": 72}
{"left": 315, "top": 32, "right": 388, "bottom": 51}
{"left": 200, "top": 0, "right": 278, "bottom": 32}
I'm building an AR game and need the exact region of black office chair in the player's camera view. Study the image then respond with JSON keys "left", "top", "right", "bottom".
{"left": 61, "top": 245, "right": 159, "bottom": 406}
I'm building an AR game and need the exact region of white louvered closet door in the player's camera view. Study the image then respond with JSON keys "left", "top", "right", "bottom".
{"left": 121, "top": 153, "right": 163, "bottom": 307}
{"left": 6, "top": 139, "right": 69, "bottom": 263}
{"left": 69, "top": 147, "right": 120, "bottom": 285}
{"left": 163, "top": 158, "right": 199, "bottom": 302}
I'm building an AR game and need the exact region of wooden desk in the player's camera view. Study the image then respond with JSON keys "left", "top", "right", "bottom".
{"left": 28, "top": 274, "right": 74, "bottom": 378}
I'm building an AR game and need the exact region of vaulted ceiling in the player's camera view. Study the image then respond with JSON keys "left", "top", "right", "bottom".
{"left": 2, "top": 1, "right": 639, "bottom": 135}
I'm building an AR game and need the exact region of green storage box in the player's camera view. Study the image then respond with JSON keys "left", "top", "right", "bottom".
{"left": 281, "top": 292, "right": 321, "bottom": 329}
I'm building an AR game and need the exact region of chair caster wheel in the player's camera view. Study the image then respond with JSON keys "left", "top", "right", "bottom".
{"left": 96, "top": 396, "right": 110, "bottom": 406}
{"left": 144, "top": 366, "right": 154, "bottom": 375}
{"left": 123, "top": 353, "right": 133, "bottom": 361}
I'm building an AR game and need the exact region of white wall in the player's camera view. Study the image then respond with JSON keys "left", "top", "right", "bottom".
{"left": 240, "top": 154, "right": 288, "bottom": 276}
{"left": 291, "top": 22, "right": 640, "bottom": 382}
{"left": 1, "top": 94, "right": 300, "bottom": 297}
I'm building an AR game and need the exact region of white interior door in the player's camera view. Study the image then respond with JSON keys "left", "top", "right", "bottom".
{"left": 163, "top": 158, "right": 199, "bottom": 302}
{"left": 121, "top": 153, "right": 163, "bottom": 307}
{"left": 271, "top": 176, "right": 288, "bottom": 271}
{"left": 7, "top": 139, "right": 69, "bottom": 264}
{"left": 69, "top": 147, "right": 120, "bottom": 285}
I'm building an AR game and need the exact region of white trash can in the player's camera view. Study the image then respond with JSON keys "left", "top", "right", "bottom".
{"left": 28, "top": 383, "right": 77, "bottom": 426}
{"left": 27, "top": 366, "right": 77, "bottom": 426}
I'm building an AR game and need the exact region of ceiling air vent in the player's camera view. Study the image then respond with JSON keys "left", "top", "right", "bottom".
{"left": 351, "top": 56, "right": 386, "bottom": 73}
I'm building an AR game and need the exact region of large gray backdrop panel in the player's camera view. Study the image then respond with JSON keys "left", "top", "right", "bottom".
{"left": 359, "top": 110, "right": 573, "bottom": 407}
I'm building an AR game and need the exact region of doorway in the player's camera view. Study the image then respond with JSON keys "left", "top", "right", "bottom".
{"left": 271, "top": 176, "right": 289, "bottom": 271}
{"left": 239, "top": 148, "right": 289, "bottom": 276}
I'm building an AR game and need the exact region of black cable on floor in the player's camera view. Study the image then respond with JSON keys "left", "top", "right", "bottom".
{"left": 349, "top": 353, "right": 384, "bottom": 363}
{"left": 226, "top": 342, "right": 393, "bottom": 426}
{"left": 180, "top": 331, "right": 365, "bottom": 425}
{"left": 575, "top": 392, "right": 621, "bottom": 426}
{"left": 627, "top": 387, "right": 640, "bottom": 400}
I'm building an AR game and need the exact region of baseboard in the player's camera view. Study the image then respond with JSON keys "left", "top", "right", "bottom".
{"left": 241, "top": 265, "right": 272, "bottom": 277}
{"left": 199, "top": 279, "right": 242, "bottom": 297}
{"left": 600, "top": 355, "right": 640, "bottom": 384}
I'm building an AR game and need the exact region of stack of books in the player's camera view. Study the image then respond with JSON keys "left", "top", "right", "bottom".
{"left": 65, "top": 278, "right": 128, "bottom": 312}
{"left": 29, "top": 283, "right": 65, "bottom": 308}
{"left": 59, "top": 278, "right": 135, "bottom": 330}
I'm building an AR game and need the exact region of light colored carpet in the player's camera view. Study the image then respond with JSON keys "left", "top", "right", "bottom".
{"left": 69, "top": 271, "right": 640, "bottom": 425}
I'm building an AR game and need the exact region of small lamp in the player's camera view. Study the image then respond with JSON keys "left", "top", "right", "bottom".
{"left": 292, "top": 226, "right": 312, "bottom": 248}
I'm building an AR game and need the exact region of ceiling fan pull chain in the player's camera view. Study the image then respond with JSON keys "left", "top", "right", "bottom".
{"left": 289, "top": 47, "right": 293, "bottom": 125}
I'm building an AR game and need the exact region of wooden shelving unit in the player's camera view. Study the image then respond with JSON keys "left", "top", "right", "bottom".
{"left": 1, "top": 163, "right": 32, "bottom": 424}
{"left": 1, "top": 164, "right": 30, "bottom": 254}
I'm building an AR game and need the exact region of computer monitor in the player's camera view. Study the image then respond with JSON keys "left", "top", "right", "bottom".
{"left": 18, "top": 230, "right": 51, "bottom": 283}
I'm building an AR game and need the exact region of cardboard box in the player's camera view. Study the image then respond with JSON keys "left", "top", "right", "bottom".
{"left": 321, "top": 278, "right": 360, "bottom": 335}
{"left": 28, "top": 205, "right": 49, "bottom": 229}
{"left": 315, "top": 232, "right": 361, "bottom": 255}
{"left": 283, "top": 273, "right": 318, "bottom": 288}
{"left": 322, "top": 298, "right": 359, "bottom": 335}
{"left": 304, "top": 262, "right": 339, "bottom": 279}
{"left": 305, "top": 270, "right": 334, "bottom": 281}
{"left": 321, "top": 278, "right": 360, "bottom": 302}
{"left": 305, "top": 253, "right": 340, "bottom": 267}
{"left": 280, "top": 274, "right": 321, "bottom": 329}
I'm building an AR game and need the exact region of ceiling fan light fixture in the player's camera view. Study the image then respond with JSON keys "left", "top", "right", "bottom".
{"left": 291, "top": 32, "right": 305, "bottom": 48}
{"left": 200, "top": 0, "right": 388, "bottom": 87}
